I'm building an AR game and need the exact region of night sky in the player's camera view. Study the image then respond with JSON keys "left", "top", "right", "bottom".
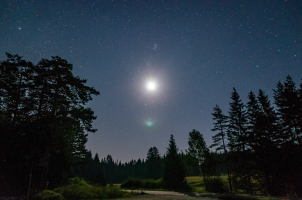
{"left": 1, "top": 0, "right": 301, "bottom": 162}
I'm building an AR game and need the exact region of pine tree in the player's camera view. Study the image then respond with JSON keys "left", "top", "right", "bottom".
{"left": 163, "top": 135, "right": 187, "bottom": 190}
{"left": 273, "top": 76, "right": 302, "bottom": 195}
{"left": 210, "top": 105, "right": 232, "bottom": 193}
{"left": 227, "top": 88, "right": 252, "bottom": 194}
{"left": 211, "top": 105, "right": 229, "bottom": 153}
{"left": 0, "top": 54, "right": 100, "bottom": 195}
{"left": 246, "top": 91, "right": 261, "bottom": 150}
{"left": 146, "top": 147, "right": 162, "bottom": 179}
{"left": 274, "top": 76, "right": 301, "bottom": 145}
{"left": 257, "top": 89, "right": 281, "bottom": 194}
{"left": 228, "top": 88, "right": 249, "bottom": 152}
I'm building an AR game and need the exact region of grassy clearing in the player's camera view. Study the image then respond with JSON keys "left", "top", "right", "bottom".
{"left": 186, "top": 176, "right": 229, "bottom": 193}
{"left": 186, "top": 176, "right": 280, "bottom": 200}
{"left": 186, "top": 176, "right": 206, "bottom": 193}
{"left": 34, "top": 177, "right": 131, "bottom": 199}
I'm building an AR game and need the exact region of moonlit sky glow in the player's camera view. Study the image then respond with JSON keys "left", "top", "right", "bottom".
{"left": 0, "top": 0, "right": 301, "bottom": 162}
{"left": 146, "top": 80, "right": 157, "bottom": 91}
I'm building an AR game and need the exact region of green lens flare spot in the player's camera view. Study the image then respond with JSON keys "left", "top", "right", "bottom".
{"left": 145, "top": 120, "right": 154, "bottom": 127}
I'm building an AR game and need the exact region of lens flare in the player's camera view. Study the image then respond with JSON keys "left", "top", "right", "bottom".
{"left": 145, "top": 119, "right": 154, "bottom": 127}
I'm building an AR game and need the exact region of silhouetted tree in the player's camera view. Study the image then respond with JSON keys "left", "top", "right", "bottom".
{"left": 72, "top": 152, "right": 106, "bottom": 186}
{"left": 273, "top": 76, "right": 302, "bottom": 196}
{"left": 146, "top": 147, "right": 162, "bottom": 179}
{"left": 163, "top": 135, "right": 187, "bottom": 190}
{"left": 180, "top": 151, "right": 200, "bottom": 176}
{"left": 187, "top": 129, "right": 210, "bottom": 177}
{"left": 274, "top": 76, "right": 301, "bottom": 145}
{"left": 0, "top": 53, "right": 99, "bottom": 195}
{"left": 256, "top": 90, "right": 280, "bottom": 194}
{"left": 210, "top": 105, "right": 232, "bottom": 193}
{"left": 227, "top": 88, "right": 252, "bottom": 194}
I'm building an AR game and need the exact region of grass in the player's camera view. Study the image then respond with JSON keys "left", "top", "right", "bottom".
{"left": 186, "top": 176, "right": 206, "bottom": 193}
{"left": 33, "top": 176, "right": 281, "bottom": 200}
{"left": 186, "top": 176, "right": 281, "bottom": 200}
{"left": 186, "top": 176, "right": 229, "bottom": 193}
{"left": 33, "top": 190, "right": 64, "bottom": 200}
{"left": 49, "top": 177, "right": 131, "bottom": 199}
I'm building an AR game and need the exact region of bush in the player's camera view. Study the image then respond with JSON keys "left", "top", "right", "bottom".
{"left": 33, "top": 190, "right": 64, "bottom": 200}
{"left": 68, "top": 177, "right": 88, "bottom": 186}
{"left": 121, "top": 177, "right": 163, "bottom": 189}
{"left": 204, "top": 177, "right": 226, "bottom": 193}
{"left": 54, "top": 177, "right": 127, "bottom": 199}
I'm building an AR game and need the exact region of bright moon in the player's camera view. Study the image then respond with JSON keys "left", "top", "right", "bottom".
{"left": 146, "top": 80, "right": 157, "bottom": 91}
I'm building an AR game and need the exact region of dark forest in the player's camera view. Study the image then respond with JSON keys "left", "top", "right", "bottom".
{"left": 0, "top": 54, "right": 301, "bottom": 197}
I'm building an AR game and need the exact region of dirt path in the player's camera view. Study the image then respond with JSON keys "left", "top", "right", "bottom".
{"left": 123, "top": 190, "right": 220, "bottom": 200}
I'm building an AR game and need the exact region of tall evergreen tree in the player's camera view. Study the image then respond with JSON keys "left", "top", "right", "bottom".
{"left": 227, "top": 88, "right": 252, "bottom": 194}
{"left": 246, "top": 91, "right": 260, "bottom": 149}
{"left": 273, "top": 76, "right": 302, "bottom": 195}
{"left": 101, "top": 155, "right": 120, "bottom": 183}
{"left": 299, "top": 81, "right": 302, "bottom": 138}
{"left": 256, "top": 89, "right": 280, "bottom": 194}
{"left": 274, "top": 76, "right": 301, "bottom": 145}
{"left": 163, "top": 135, "right": 187, "bottom": 190}
{"left": 227, "top": 88, "right": 249, "bottom": 152}
{"left": 211, "top": 105, "right": 229, "bottom": 153}
{"left": 210, "top": 105, "right": 232, "bottom": 193}
{"left": 146, "top": 147, "right": 162, "bottom": 179}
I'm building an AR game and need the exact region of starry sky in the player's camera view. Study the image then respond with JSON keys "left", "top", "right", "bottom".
{"left": 0, "top": 0, "right": 301, "bottom": 162}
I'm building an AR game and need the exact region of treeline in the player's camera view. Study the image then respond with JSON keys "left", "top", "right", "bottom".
{"left": 79, "top": 148, "right": 213, "bottom": 184}
{"left": 0, "top": 53, "right": 99, "bottom": 196}
{"left": 209, "top": 76, "right": 302, "bottom": 196}
{"left": 78, "top": 135, "right": 225, "bottom": 186}
{"left": 75, "top": 146, "right": 164, "bottom": 184}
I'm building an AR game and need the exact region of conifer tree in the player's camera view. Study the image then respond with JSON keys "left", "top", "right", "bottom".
{"left": 146, "top": 147, "right": 162, "bottom": 179}
{"left": 211, "top": 105, "right": 229, "bottom": 153}
{"left": 256, "top": 89, "right": 280, "bottom": 194}
{"left": 0, "top": 53, "right": 100, "bottom": 195}
{"left": 246, "top": 91, "right": 260, "bottom": 148}
{"left": 163, "top": 135, "right": 187, "bottom": 190}
{"left": 210, "top": 105, "right": 232, "bottom": 193}
{"left": 274, "top": 76, "right": 301, "bottom": 145}
{"left": 227, "top": 88, "right": 252, "bottom": 194}
{"left": 273, "top": 76, "right": 302, "bottom": 195}
{"left": 227, "top": 88, "right": 249, "bottom": 152}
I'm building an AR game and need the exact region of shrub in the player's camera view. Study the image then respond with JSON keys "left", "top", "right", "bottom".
{"left": 121, "top": 177, "right": 163, "bottom": 189}
{"left": 54, "top": 177, "right": 127, "bottom": 199}
{"left": 68, "top": 177, "right": 88, "bottom": 186}
{"left": 33, "top": 190, "right": 64, "bottom": 200}
{"left": 204, "top": 177, "right": 226, "bottom": 193}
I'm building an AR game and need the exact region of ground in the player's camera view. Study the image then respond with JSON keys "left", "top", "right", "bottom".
{"left": 125, "top": 190, "right": 220, "bottom": 200}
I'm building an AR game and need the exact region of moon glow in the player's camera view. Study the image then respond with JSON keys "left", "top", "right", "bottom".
{"left": 146, "top": 80, "right": 157, "bottom": 91}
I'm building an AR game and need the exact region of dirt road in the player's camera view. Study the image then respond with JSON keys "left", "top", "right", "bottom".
{"left": 124, "top": 190, "right": 220, "bottom": 200}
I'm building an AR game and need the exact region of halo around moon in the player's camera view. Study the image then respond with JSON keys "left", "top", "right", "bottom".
{"left": 146, "top": 80, "right": 157, "bottom": 91}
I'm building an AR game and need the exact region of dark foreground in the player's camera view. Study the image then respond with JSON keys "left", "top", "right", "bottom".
{"left": 126, "top": 190, "right": 220, "bottom": 200}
